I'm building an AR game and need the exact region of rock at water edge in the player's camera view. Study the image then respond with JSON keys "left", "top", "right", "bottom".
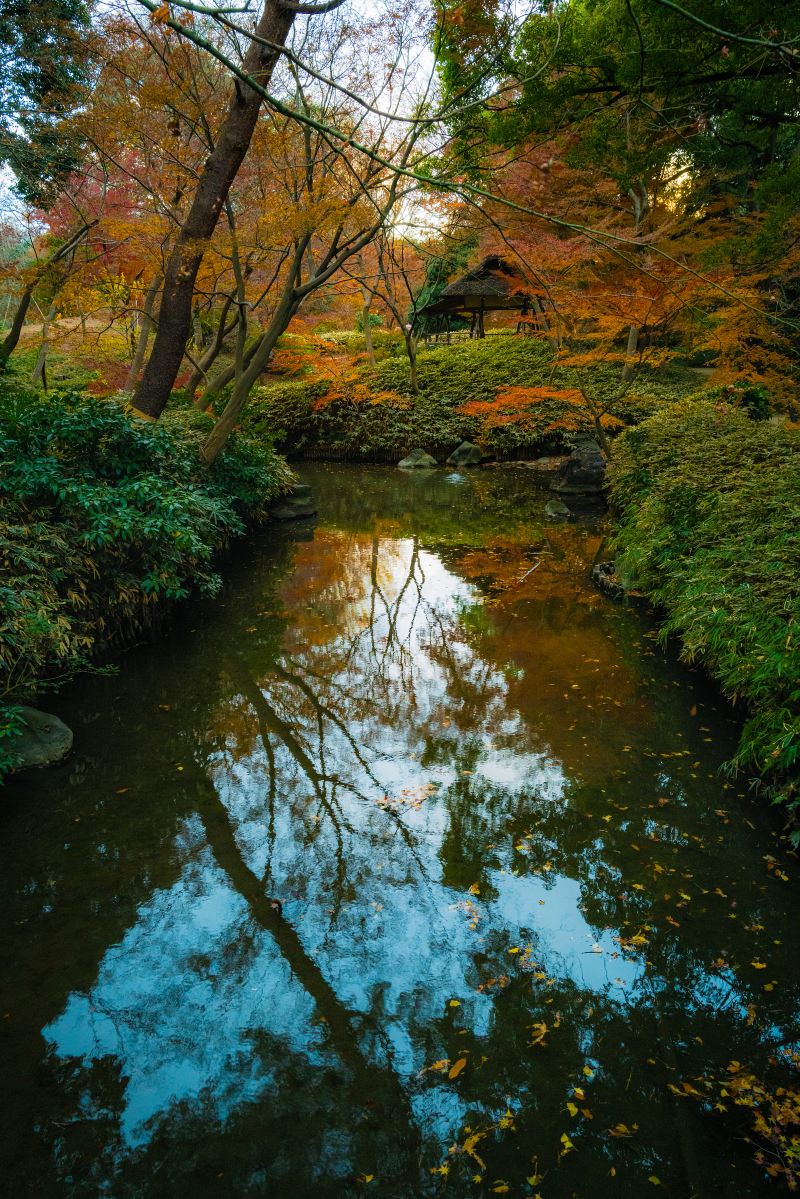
{"left": 271, "top": 483, "right": 317, "bottom": 520}
{"left": 550, "top": 448, "right": 606, "bottom": 495}
{"left": 10, "top": 707, "right": 73, "bottom": 769}
{"left": 398, "top": 448, "right": 438, "bottom": 469}
{"left": 446, "top": 441, "right": 483, "bottom": 467}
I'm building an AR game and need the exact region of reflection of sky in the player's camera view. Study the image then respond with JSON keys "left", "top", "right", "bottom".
{"left": 39, "top": 529, "right": 793, "bottom": 1169}
{"left": 46, "top": 826, "right": 324, "bottom": 1146}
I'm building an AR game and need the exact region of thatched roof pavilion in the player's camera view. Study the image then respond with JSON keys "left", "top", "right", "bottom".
{"left": 418, "top": 254, "right": 547, "bottom": 338}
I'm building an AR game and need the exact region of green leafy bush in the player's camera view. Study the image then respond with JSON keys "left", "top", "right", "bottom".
{"left": 247, "top": 336, "right": 563, "bottom": 460}
{"left": 608, "top": 400, "right": 800, "bottom": 815}
{"left": 245, "top": 336, "right": 704, "bottom": 461}
{"left": 369, "top": 334, "right": 554, "bottom": 402}
{"left": 0, "top": 384, "right": 293, "bottom": 777}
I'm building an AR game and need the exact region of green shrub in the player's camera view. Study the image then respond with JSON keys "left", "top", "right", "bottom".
{"left": 608, "top": 401, "right": 800, "bottom": 816}
{"left": 247, "top": 336, "right": 566, "bottom": 460}
{"left": 368, "top": 334, "right": 554, "bottom": 402}
{"left": 245, "top": 337, "right": 706, "bottom": 461}
{"left": 0, "top": 383, "right": 293, "bottom": 777}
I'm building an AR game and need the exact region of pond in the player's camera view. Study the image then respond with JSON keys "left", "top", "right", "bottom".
{"left": 2, "top": 463, "right": 798, "bottom": 1198}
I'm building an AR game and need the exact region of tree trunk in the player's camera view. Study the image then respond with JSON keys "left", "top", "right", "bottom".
{"left": 621, "top": 323, "right": 639, "bottom": 382}
{"left": 362, "top": 292, "right": 376, "bottom": 366}
{"left": 0, "top": 220, "right": 96, "bottom": 371}
{"left": 404, "top": 331, "right": 418, "bottom": 395}
{"left": 123, "top": 272, "right": 162, "bottom": 392}
{"left": 31, "top": 302, "right": 57, "bottom": 389}
{"left": 621, "top": 183, "right": 649, "bottom": 382}
{"left": 131, "top": 0, "right": 296, "bottom": 420}
{"left": 201, "top": 274, "right": 300, "bottom": 464}
{"left": 357, "top": 253, "right": 376, "bottom": 367}
{"left": 192, "top": 307, "right": 205, "bottom": 352}
{"left": 194, "top": 329, "right": 264, "bottom": 411}
{"left": 186, "top": 296, "right": 238, "bottom": 397}
{"left": 0, "top": 285, "right": 34, "bottom": 370}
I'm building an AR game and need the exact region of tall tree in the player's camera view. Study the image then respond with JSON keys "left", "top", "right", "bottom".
{"left": 0, "top": 0, "right": 93, "bottom": 205}
{"left": 131, "top": 0, "right": 346, "bottom": 422}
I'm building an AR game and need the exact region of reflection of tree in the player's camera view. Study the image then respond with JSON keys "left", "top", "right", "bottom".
{"left": 6, "top": 465, "right": 800, "bottom": 1197}
{"left": 198, "top": 778, "right": 423, "bottom": 1182}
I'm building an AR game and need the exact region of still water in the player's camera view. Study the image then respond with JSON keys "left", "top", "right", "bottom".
{"left": 2, "top": 464, "right": 798, "bottom": 1198}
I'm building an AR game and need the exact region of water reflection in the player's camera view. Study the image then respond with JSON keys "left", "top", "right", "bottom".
{"left": 2, "top": 465, "right": 798, "bottom": 1197}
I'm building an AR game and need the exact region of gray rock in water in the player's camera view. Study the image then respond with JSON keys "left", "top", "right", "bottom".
{"left": 446, "top": 441, "right": 483, "bottom": 467}
{"left": 528, "top": 456, "right": 564, "bottom": 473}
{"left": 550, "top": 448, "right": 606, "bottom": 495}
{"left": 571, "top": 434, "right": 603, "bottom": 453}
{"left": 271, "top": 483, "right": 317, "bottom": 520}
{"left": 10, "top": 706, "right": 73, "bottom": 769}
{"left": 545, "top": 499, "right": 571, "bottom": 519}
{"left": 398, "top": 448, "right": 438, "bottom": 469}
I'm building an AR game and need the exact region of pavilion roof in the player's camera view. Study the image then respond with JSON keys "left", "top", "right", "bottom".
{"left": 419, "top": 254, "right": 542, "bottom": 315}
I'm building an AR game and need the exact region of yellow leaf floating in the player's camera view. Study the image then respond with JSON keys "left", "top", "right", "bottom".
{"left": 751, "top": 960, "right": 767, "bottom": 969}
{"left": 463, "top": 1132, "right": 487, "bottom": 1169}
{"left": 559, "top": 1132, "right": 576, "bottom": 1157}
{"left": 566, "top": 1101, "right": 579, "bottom": 1117}
{"left": 426, "top": 1059, "right": 449, "bottom": 1073}
{"left": 448, "top": 1057, "right": 467, "bottom": 1079}
{"left": 648, "top": 1177, "right": 661, "bottom": 1186}
{"left": 449, "top": 999, "right": 461, "bottom": 1007}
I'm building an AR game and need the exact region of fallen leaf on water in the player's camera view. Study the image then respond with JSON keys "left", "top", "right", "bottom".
{"left": 449, "top": 1057, "right": 467, "bottom": 1080}
{"left": 566, "top": 1101, "right": 579, "bottom": 1117}
{"left": 751, "top": 960, "right": 767, "bottom": 969}
{"left": 424, "top": 1059, "right": 449, "bottom": 1074}
{"left": 462, "top": 1132, "right": 487, "bottom": 1168}
{"left": 648, "top": 1176, "right": 661, "bottom": 1185}
{"left": 449, "top": 999, "right": 462, "bottom": 1007}
{"left": 468, "top": 883, "right": 480, "bottom": 895}
{"left": 559, "top": 1133, "right": 575, "bottom": 1157}
{"left": 609, "top": 1123, "right": 637, "bottom": 1138}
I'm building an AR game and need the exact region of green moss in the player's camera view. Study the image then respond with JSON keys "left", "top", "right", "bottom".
{"left": 608, "top": 401, "right": 800, "bottom": 816}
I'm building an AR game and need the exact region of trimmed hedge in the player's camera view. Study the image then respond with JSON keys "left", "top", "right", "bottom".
{"left": 608, "top": 401, "right": 800, "bottom": 816}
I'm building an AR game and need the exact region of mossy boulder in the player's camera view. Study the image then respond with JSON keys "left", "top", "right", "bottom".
{"left": 271, "top": 483, "right": 317, "bottom": 520}
{"left": 10, "top": 707, "right": 73, "bottom": 769}
{"left": 398, "top": 448, "right": 438, "bottom": 469}
{"left": 447, "top": 441, "right": 483, "bottom": 467}
{"left": 550, "top": 448, "right": 606, "bottom": 494}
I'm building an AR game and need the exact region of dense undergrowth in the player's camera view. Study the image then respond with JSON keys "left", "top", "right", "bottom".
{"left": 245, "top": 334, "right": 700, "bottom": 460}
{"left": 0, "top": 383, "right": 293, "bottom": 778}
{"left": 608, "top": 401, "right": 800, "bottom": 821}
